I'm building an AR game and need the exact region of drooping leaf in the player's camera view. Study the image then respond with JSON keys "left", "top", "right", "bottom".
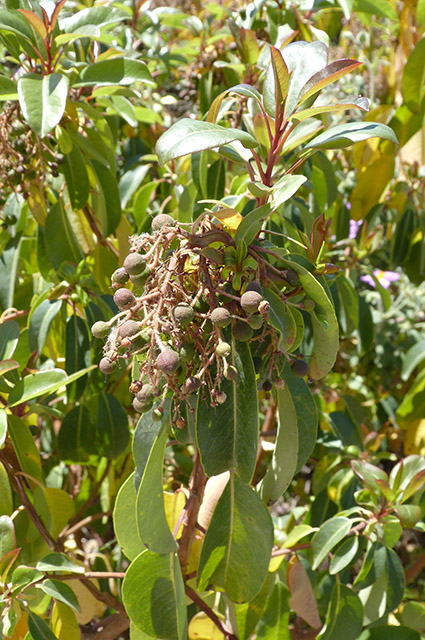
{"left": 305, "top": 121, "right": 398, "bottom": 150}
{"left": 133, "top": 400, "right": 171, "bottom": 489}
{"left": 18, "top": 73, "right": 69, "bottom": 138}
{"left": 62, "top": 144, "right": 90, "bottom": 210}
{"left": 256, "top": 579, "right": 291, "bottom": 639}
{"left": 136, "top": 422, "right": 177, "bottom": 554}
{"left": 122, "top": 550, "right": 187, "bottom": 640}
{"left": 156, "top": 119, "right": 258, "bottom": 165}
{"left": 57, "top": 405, "right": 98, "bottom": 463}
{"left": 257, "top": 386, "right": 298, "bottom": 504}
{"left": 28, "top": 611, "right": 60, "bottom": 640}
{"left": 7, "top": 414, "right": 43, "bottom": 482}
{"left": 235, "top": 575, "right": 270, "bottom": 640}
{"left": 196, "top": 340, "right": 258, "bottom": 483}
{"left": 0, "top": 515, "right": 15, "bottom": 559}
{"left": 113, "top": 472, "right": 144, "bottom": 561}
{"left": 96, "top": 392, "right": 130, "bottom": 459}
{"left": 0, "top": 462, "right": 13, "bottom": 516}
{"left": 28, "top": 299, "right": 62, "bottom": 355}
{"left": 0, "top": 236, "right": 22, "bottom": 309}
{"left": 7, "top": 369, "right": 67, "bottom": 407}
{"left": 287, "top": 556, "right": 321, "bottom": 628}
{"left": 90, "top": 160, "right": 122, "bottom": 236}
{"left": 40, "top": 579, "right": 81, "bottom": 613}
{"left": 44, "top": 201, "right": 83, "bottom": 271}
{"left": 198, "top": 474, "right": 274, "bottom": 603}
{"left": 262, "top": 289, "right": 297, "bottom": 353}
{"left": 317, "top": 583, "right": 363, "bottom": 640}
{"left": 65, "top": 315, "right": 90, "bottom": 402}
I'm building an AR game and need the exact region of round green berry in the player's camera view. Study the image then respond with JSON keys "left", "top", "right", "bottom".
{"left": 216, "top": 342, "right": 231, "bottom": 358}
{"left": 210, "top": 307, "right": 231, "bottom": 328}
{"left": 91, "top": 321, "right": 109, "bottom": 339}
{"left": 123, "top": 253, "right": 146, "bottom": 276}
{"left": 233, "top": 320, "right": 253, "bottom": 342}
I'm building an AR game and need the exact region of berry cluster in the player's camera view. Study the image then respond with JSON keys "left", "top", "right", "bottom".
{"left": 92, "top": 213, "right": 311, "bottom": 425}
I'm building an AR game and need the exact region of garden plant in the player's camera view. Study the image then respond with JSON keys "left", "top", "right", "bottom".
{"left": 0, "top": 1, "right": 425, "bottom": 639}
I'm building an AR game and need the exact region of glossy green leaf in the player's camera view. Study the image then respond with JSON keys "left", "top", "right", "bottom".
{"left": 283, "top": 41, "right": 328, "bottom": 117}
{"left": 0, "top": 9, "right": 34, "bottom": 41}
{"left": 391, "top": 208, "right": 416, "bottom": 268}
{"left": 113, "top": 472, "right": 144, "bottom": 561}
{"left": 401, "top": 340, "right": 425, "bottom": 381}
{"left": 257, "top": 386, "right": 298, "bottom": 504}
{"left": 235, "top": 575, "right": 270, "bottom": 640}
{"left": 317, "top": 583, "right": 363, "bottom": 640}
{"left": 62, "top": 144, "right": 90, "bottom": 209}
{"left": 76, "top": 57, "right": 154, "bottom": 86}
{"left": 96, "top": 392, "right": 130, "bottom": 459}
{"left": 7, "top": 414, "right": 43, "bottom": 482}
{"left": 282, "top": 259, "right": 339, "bottom": 379}
{"left": 57, "top": 405, "right": 98, "bottom": 463}
{"left": 10, "top": 565, "right": 43, "bottom": 595}
{"left": 305, "top": 121, "right": 398, "bottom": 150}
{"left": 119, "top": 164, "right": 151, "bottom": 209}
{"left": 311, "top": 516, "right": 352, "bottom": 570}
{"left": 28, "top": 611, "right": 60, "bottom": 640}
{"left": 334, "top": 275, "right": 359, "bottom": 335}
{"left": 7, "top": 369, "right": 67, "bottom": 407}
{"left": 90, "top": 160, "right": 122, "bottom": 236}
{"left": 395, "top": 504, "right": 423, "bottom": 528}
{"left": 359, "top": 627, "right": 420, "bottom": 640}
{"left": 0, "top": 320, "right": 19, "bottom": 360}
{"left": 385, "top": 548, "right": 405, "bottom": 612}
{"left": 256, "top": 579, "right": 290, "bottom": 639}
{"left": 18, "top": 73, "right": 69, "bottom": 138}
{"left": 329, "top": 537, "right": 359, "bottom": 575}
{"left": 65, "top": 315, "right": 90, "bottom": 402}
{"left": 122, "top": 550, "right": 187, "bottom": 640}
{"left": 28, "top": 299, "right": 62, "bottom": 355}
{"left": 156, "top": 118, "right": 257, "bottom": 165}
{"left": 0, "top": 236, "right": 22, "bottom": 309}
{"left": 0, "top": 515, "right": 15, "bottom": 558}
{"left": 352, "top": 460, "right": 388, "bottom": 492}
{"left": 234, "top": 204, "right": 272, "bottom": 247}
{"left": 298, "top": 59, "right": 362, "bottom": 105}
{"left": 291, "top": 96, "right": 369, "bottom": 123}
{"left": 337, "top": 0, "right": 354, "bottom": 19}
{"left": 353, "top": 0, "right": 398, "bottom": 19}
{"left": 44, "top": 201, "right": 83, "bottom": 271}
{"left": 198, "top": 474, "right": 274, "bottom": 603}
{"left": 399, "top": 601, "right": 425, "bottom": 631}
{"left": 60, "top": 6, "right": 128, "bottom": 31}
{"left": 272, "top": 174, "right": 308, "bottom": 210}
{"left": 36, "top": 553, "right": 85, "bottom": 574}
{"left": 262, "top": 289, "right": 297, "bottom": 353}
{"left": 0, "top": 461, "right": 13, "bottom": 516}
{"left": 263, "top": 46, "right": 290, "bottom": 117}
{"left": 39, "top": 579, "right": 81, "bottom": 613}
{"left": 207, "top": 84, "right": 262, "bottom": 123}
{"left": 0, "top": 74, "right": 17, "bottom": 100}
{"left": 133, "top": 401, "right": 171, "bottom": 489}
{"left": 136, "top": 422, "right": 177, "bottom": 554}
{"left": 196, "top": 340, "right": 258, "bottom": 482}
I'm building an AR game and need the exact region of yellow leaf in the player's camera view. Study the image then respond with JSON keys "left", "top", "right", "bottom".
{"left": 188, "top": 612, "right": 225, "bottom": 640}
{"left": 9, "top": 610, "right": 28, "bottom": 640}
{"left": 212, "top": 208, "right": 244, "bottom": 231}
{"left": 287, "top": 556, "right": 321, "bottom": 628}
{"left": 66, "top": 579, "right": 106, "bottom": 625}
{"left": 51, "top": 602, "right": 81, "bottom": 640}
{"left": 164, "top": 490, "right": 186, "bottom": 538}
{"left": 350, "top": 155, "right": 395, "bottom": 220}
{"left": 404, "top": 419, "right": 425, "bottom": 455}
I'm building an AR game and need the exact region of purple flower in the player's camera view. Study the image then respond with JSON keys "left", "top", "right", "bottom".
{"left": 349, "top": 219, "right": 361, "bottom": 239}
{"left": 360, "top": 270, "right": 400, "bottom": 289}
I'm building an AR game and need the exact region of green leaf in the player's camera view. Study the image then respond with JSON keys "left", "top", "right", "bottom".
{"left": 311, "top": 516, "right": 352, "bottom": 570}
{"left": 18, "top": 73, "right": 69, "bottom": 138}
{"left": 136, "top": 422, "right": 177, "bottom": 554}
{"left": 399, "top": 601, "right": 425, "bottom": 631}
{"left": 0, "top": 515, "right": 15, "bottom": 558}
{"left": 391, "top": 208, "right": 416, "bottom": 268}
{"left": 39, "top": 579, "right": 81, "bottom": 613}
{"left": 352, "top": 460, "right": 388, "bottom": 492}
{"left": 7, "top": 369, "right": 67, "bottom": 407}
{"left": 0, "top": 408, "right": 7, "bottom": 447}
{"left": 65, "top": 315, "right": 90, "bottom": 402}
{"left": 385, "top": 548, "right": 405, "bottom": 612}
{"left": 235, "top": 575, "right": 270, "bottom": 640}
{"left": 122, "top": 550, "right": 187, "bottom": 640}
{"left": 76, "top": 57, "right": 154, "bottom": 86}
{"left": 7, "top": 414, "right": 43, "bottom": 482}
{"left": 359, "top": 627, "right": 420, "bottom": 640}
{"left": 11, "top": 565, "right": 43, "bottom": 595}
{"left": 317, "top": 583, "right": 363, "bottom": 640}
{"left": 196, "top": 340, "right": 258, "bottom": 482}
{"left": 0, "top": 75, "right": 17, "bottom": 100}
{"left": 27, "top": 611, "right": 59, "bottom": 640}
{"left": 28, "top": 299, "right": 62, "bottom": 355}
{"left": 60, "top": 6, "right": 128, "bottom": 31}
{"left": 0, "top": 461, "right": 13, "bottom": 515}
{"left": 113, "top": 472, "right": 144, "bottom": 561}
{"left": 262, "top": 289, "right": 297, "bottom": 353}
{"left": 207, "top": 84, "right": 262, "bottom": 123}
{"left": 290, "top": 96, "right": 369, "bottom": 123}
{"left": 234, "top": 204, "right": 272, "bottom": 248}
{"left": 353, "top": 0, "right": 398, "bottom": 20}
{"left": 256, "top": 579, "right": 290, "bottom": 639}
{"left": 119, "top": 164, "right": 152, "bottom": 209}
{"left": 283, "top": 41, "right": 328, "bottom": 117}
{"left": 198, "top": 474, "right": 274, "bottom": 603}
{"left": 57, "top": 405, "right": 97, "bottom": 463}
{"left": 36, "top": 553, "right": 85, "bottom": 574}
{"left": 281, "top": 259, "right": 339, "bottom": 379}
{"left": 0, "top": 9, "right": 34, "bottom": 41}
{"left": 282, "top": 366, "right": 318, "bottom": 472}
{"left": 257, "top": 386, "right": 298, "bottom": 504}
{"left": 305, "top": 121, "right": 398, "bottom": 150}
{"left": 272, "top": 174, "right": 308, "bottom": 209}
{"left": 96, "top": 392, "right": 130, "bottom": 459}
{"left": 401, "top": 340, "right": 425, "bottom": 381}
{"left": 62, "top": 144, "right": 90, "bottom": 209}
{"left": 133, "top": 401, "right": 171, "bottom": 489}
{"left": 298, "top": 59, "right": 362, "bottom": 106}
{"left": 263, "top": 46, "right": 290, "bottom": 118}
{"left": 395, "top": 504, "right": 423, "bottom": 528}
{"left": 329, "top": 537, "right": 359, "bottom": 575}
{"left": 0, "top": 236, "right": 22, "bottom": 309}
{"left": 90, "top": 160, "right": 122, "bottom": 236}
{"left": 44, "top": 201, "right": 83, "bottom": 271}
{"left": 156, "top": 118, "right": 258, "bottom": 165}
{"left": 0, "top": 320, "right": 19, "bottom": 360}
{"left": 336, "top": 0, "right": 354, "bottom": 20}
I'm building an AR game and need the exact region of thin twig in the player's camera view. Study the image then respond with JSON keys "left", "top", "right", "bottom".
{"left": 185, "top": 585, "right": 237, "bottom": 640}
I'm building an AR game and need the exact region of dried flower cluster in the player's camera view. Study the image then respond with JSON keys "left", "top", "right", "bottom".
{"left": 92, "top": 213, "right": 312, "bottom": 426}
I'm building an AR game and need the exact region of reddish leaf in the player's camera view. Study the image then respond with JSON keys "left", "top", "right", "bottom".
{"left": 18, "top": 9, "right": 47, "bottom": 40}
{"left": 298, "top": 59, "right": 362, "bottom": 105}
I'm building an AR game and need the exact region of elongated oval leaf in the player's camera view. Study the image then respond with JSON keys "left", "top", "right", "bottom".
{"left": 196, "top": 340, "right": 258, "bottom": 482}
{"left": 291, "top": 96, "right": 369, "bottom": 123}
{"left": 28, "top": 299, "right": 62, "bottom": 355}
{"left": 207, "top": 84, "right": 262, "bottom": 123}
{"left": 96, "top": 392, "right": 130, "bottom": 459}
{"left": 136, "top": 422, "right": 177, "bottom": 554}
{"left": 263, "top": 46, "right": 290, "bottom": 117}
{"left": 317, "top": 583, "right": 363, "bottom": 640}
{"left": 7, "top": 414, "right": 43, "bottom": 482}
{"left": 7, "top": 369, "right": 67, "bottom": 407}
{"left": 0, "top": 515, "right": 15, "bottom": 559}
{"left": 156, "top": 119, "right": 258, "bottom": 165}
{"left": 113, "top": 472, "right": 144, "bottom": 561}
{"left": 305, "top": 121, "right": 398, "bottom": 150}
{"left": 18, "top": 73, "right": 69, "bottom": 138}
{"left": 0, "top": 320, "right": 19, "bottom": 360}
{"left": 198, "top": 474, "right": 274, "bottom": 603}
{"left": 36, "top": 553, "right": 85, "bottom": 574}
{"left": 234, "top": 204, "right": 272, "bottom": 248}
{"left": 311, "top": 516, "right": 352, "bottom": 570}
{"left": 298, "top": 59, "right": 362, "bottom": 105}
{"left": 40, "top": 579, "right": 81, "bottom": 613}
{"left": 401, "top": 38, "right": 425, "bottom": 112}
{"left": 28, "top": 611, "right": 59, "bottom": 640}
{"left": 122, "top": 550, "right": 187, "bottom": 640}
{"left": 256, "top": 579, "right": 291, "bottom": 639}
{"left": 262, "top": 289, "right": 297, "bottom": 353}
{"left": 76, "top": 57, "right": 154, "bottom": 87}
{"left": 329, "top": 536, "right": 359, "bottom": 575}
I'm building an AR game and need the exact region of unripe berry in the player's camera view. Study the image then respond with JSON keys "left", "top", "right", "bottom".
{"left": 156, "top": 349, "right": 180, "bottom": 374}
{"left": 240, "top": 291, "right": 262, "bottom": 314}
{"left": 248, "top": 314, "right": 263, "bottom": 330}
{"left": 224, "top": 365, "right": 238, "bottom": 381}
{"left": 173, "top": 302, "right": 194, "bottom": 326}
{"left": 302, "top": 299, "right": 315, "bottom": 311}
{"left": 262, "top": 380, "right": 273, "bottom": 392}
{"left": 91, "top": 321, "right": 109, "bottom": 339}
{"left": 245, "top": 282, "right": 262, "bottom": 294}
{"left": 133, "top": 397, "right": 153, "bottom": 413}
{"left": 152, "top": 214, "right": 175, "bottom": 230}
{"left": 210, "top": 307, "right": 231, "bottom": 328}
{"left": 112, "top": 268, "right": 129, "bottom": 284}
{"left": 185, "top": 376, "right": 201, "bottom": 393}
{"left": 285, "top": 270, "right": 300, "bottom": 287}
{"left": 123, "top": 253, "right": 146, "bottom": 276}
{"left": 118, "top": 320, "right": 140, "bottom": 339}
{"left": 290, "top": 359, "right": 309, "bottom": 378}
{"left": 136, "top": 384, "right": 154, "bottom": 404}
{"left": 130, "top": 272, "right": 148, "bottom": 289}
{"left": 216, "top": 342, "right": 231, "bottom": 358}
{"left": 113, "top": 288, "right": 136, "bottom": 310}
{"left": 99, "top": 357, "right": 116, "bottom": 375}
{"left": 215, "top": 391, "right": 227, "bottom": 404}
{"left": 233, "top": 320, "right": 253, "bottom": 342}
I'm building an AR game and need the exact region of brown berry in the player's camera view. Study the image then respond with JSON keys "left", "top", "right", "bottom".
{"left": 112, "top": 268, "right": 129, "bottom": 284}
{"left": 156, "top": 349, "right": 180, "bottom": 373}
{"left": 291, "top": 359, "right": 309, "bottom": 377}
{"left": 136, "top": 384, "right": 154, "bottom": 404}
{"left": 118, "top": 320, "right": 140, "bottom": 339}
{"left": 113, "top": 288, "right": 136, "bottom": 310}
{"left": 152, "top": 214, "right": 175, "bottom": 230}
{"left": 99, "top": 357, "right": 116, "bottom": 375}
{"left": 240, "top": 291, "right": 262, "bottom": 314}
{"left": 184, "top": 376, "right": 201, "bottom": 393}
{"left": 123, "top": 253, "right": 146, "bottom": 276}
{"left": 210, "top": 307, "right": 231, "bottom": 328}
{"left": 173, "top": 302, "right": 194, "bottom": 326}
